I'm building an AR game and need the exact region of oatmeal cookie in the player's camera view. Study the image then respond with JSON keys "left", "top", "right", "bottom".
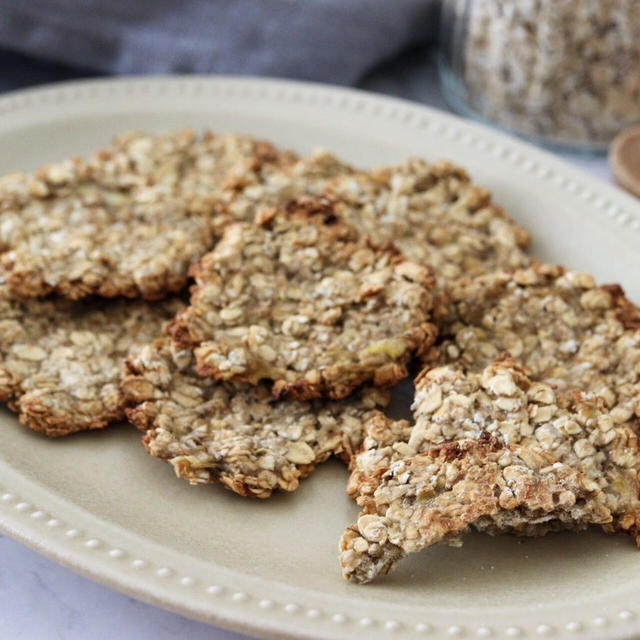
{"left": 341, "top": 434, "right": 615, "bottom": 583}
{"left": 121, "top": 339, "right": 389, "bottom": 498}
{"left": 0, "top": 130, "right": 295, "bottom": 300}
{"left": 326, "top": 158, "right": 531, "bottom": 284}
{"left": 342, "top": 359, "right": 640, "bottom": 582}
{"left": 169, "top": 198, "right": 437, "bottom": 400}
{"left": 0, "top": 281, "right": 181, "bottom": 436}
{"left": 341, "top": 265, "right": 640, "bottom": 582}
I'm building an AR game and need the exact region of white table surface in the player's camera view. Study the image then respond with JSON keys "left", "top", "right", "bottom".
{"left": 0, "top": 51, "right": 619, "bottom": 640}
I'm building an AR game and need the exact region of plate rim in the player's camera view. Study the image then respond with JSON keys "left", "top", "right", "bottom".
{"left": 1, "top": 74, "right": 640, "bottom": 640}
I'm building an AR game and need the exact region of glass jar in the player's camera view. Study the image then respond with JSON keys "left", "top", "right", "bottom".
{"left": 438, "top": 0, "right": 640, "bottom": 152}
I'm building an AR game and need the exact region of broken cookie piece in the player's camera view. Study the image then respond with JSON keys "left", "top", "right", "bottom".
{"left": 169, "top": 198, "right": 437, "bottom": 400}
{"left": 342, "top": 359, "right": 640, "bottom": 582}
{"left": 326, "top": 158, "right": 531, "bottom": 284}
{"left": 0, "top": 130, "right": 295, "bottom": 300}
{"left": 121, "top": 339, "right": 389, "bottom": 498}
{"left": 341, "top": 434, "right": 615, "bottom": 583}
{"left": 0, "top": 281, "right": 181, "bottom": 436}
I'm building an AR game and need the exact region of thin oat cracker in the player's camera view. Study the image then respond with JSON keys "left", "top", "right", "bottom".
{"left": 121, "top": 339, "right": 389, "bottom": 498}
{"left": 169, "top": 198, "right": 437, "bottom": 400}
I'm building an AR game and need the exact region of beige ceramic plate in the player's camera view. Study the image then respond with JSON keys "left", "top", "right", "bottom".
{"left": 1, "top": 76, "right": 640, "bottom": 640}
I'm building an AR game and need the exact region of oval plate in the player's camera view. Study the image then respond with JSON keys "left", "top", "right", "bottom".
{"left": 1, "top": 76, "right": 640, "bottom": 640}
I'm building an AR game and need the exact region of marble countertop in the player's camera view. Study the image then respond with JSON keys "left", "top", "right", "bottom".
{"left": 0, "top": 49, "right": 615, "bottom": 640}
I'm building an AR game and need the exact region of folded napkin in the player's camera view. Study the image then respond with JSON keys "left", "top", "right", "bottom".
{"left": 0, "top": 0, "right": 440, "bottom": 85}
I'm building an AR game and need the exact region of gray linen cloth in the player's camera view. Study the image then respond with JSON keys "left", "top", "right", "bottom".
{"left": 0, "top": 0, "right": 440, "bottom": 85}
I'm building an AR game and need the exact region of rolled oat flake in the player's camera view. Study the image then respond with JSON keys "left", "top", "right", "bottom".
{"left": 440, "top": 0, "right": 640, "bottom": 150}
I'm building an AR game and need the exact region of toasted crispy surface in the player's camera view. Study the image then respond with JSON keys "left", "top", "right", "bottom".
{"left": 0, "top": 130, "right": 295, "bottom": 300}
{"left": 121, "top": 339, "right": 389, "bottom": 498}
{"left": 326, "top": 159, "right": 531, "bottom": 284}
{"left": 0, "top": 282, "right": 181, "bottom": 436}
{"left": 169, "top": 199, "right": 437, "bottom": 399}
{"left": 215, "top": 149, "right": 354, "bottom": 231}
{"left": 341, "top": 435, "right": 613, "bottom": 583}
{"left": 342, "top": 265, "right": 640, "bottom": 582}
{"left": 343, "top": 360, "right": 640, "bottom": 582}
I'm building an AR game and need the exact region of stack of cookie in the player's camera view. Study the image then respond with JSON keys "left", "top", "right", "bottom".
{"left": 1, "top": 129, "right": 638, "bottom": 584}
